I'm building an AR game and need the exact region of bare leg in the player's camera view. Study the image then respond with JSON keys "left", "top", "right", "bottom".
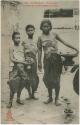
{"left": 7, "top": 91, "right": 14, "bottom": 108}
{"left": 44, "top": 88, "right": 53, "bottom": 104}
{"left": 16, "top": 85, "right": 24, "bottom": 105}
{"left": 55, "top": 85, "right": 61, "bottom": 106}
{"left": 26, "top": 86, "right": 32, "bottom": 100}
{"left": 31, "top": 88, "right": 38, "bottom": 100}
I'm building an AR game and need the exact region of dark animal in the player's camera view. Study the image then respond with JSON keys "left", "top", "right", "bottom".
{"left": 71, "top": 65, "right": 79, "bottom": 95}
{"left": 7, "top": 64, "right": 31, "bottom": 108}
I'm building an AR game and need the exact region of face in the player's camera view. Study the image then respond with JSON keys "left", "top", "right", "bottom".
{"left": 42, "top": 23, "right": 51, "bottom": 34}
{"left": 13, "top": 34, "right": 20, "bottom": 45}
{"left": 26, "top": 27, "right": 35, "bottom": 37}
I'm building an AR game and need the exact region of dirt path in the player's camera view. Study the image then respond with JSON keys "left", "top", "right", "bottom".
{"left": 1, "top": 71, "right": 79, "bottom": 124}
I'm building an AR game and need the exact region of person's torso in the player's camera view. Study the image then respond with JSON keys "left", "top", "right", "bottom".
{"left": 40, "top": 32, "right": 58, "bottom": 55}
{"left": 13, "top": 44, "right": 25, "bottom": 62}
{"left": 23, "top": 37, "right": 38, "bottom": 57}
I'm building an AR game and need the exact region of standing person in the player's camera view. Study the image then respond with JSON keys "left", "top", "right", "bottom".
{"left": 37, "top": 19, "right": 78, "bottom": 106}
{"left": 22, "top": 25, "right": 39, "bottom": 100}
{"left": 7, "top": 32, "right": 29, "bottom": 108}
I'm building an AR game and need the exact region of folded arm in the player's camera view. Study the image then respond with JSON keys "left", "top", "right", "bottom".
{"left": 9, "top": 47, "right": 26, "bottom": 64}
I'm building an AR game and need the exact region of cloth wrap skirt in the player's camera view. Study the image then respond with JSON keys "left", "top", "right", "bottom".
{"left": 43, "top": 53, "right": 62, "bottom": 89}
{"left": 25, "top": 53, "right": 39, "bottom": 92}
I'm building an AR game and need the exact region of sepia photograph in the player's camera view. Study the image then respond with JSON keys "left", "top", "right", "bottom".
{"left": 1, "top": 0, "right": 79, "bottom": 124}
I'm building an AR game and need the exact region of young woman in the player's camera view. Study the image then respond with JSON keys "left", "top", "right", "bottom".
{"left": 37, "top": 19, "right": 78, "bottom": 106}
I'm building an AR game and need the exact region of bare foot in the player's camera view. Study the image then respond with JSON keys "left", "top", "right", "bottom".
{"left": 55, "top": 100, "right": 61, "bottom": 106}
{"left": 16, "top": 100, "right": 24, "bottom": 105}
{"left": 26, "top": 97, "right": 32, "bottom": 100}
{"left": 31, "top": 96, "right": 39, "bottom": 100}
{"left": 44, "top": 98, "right": 53, "bottom": 104}
{"left": 7, "top": 102, "right": 12, "bottom": 108}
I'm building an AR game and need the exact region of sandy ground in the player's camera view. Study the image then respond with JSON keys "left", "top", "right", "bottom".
{"left": 1, "top": 30, "right": 79, "bottom": 124}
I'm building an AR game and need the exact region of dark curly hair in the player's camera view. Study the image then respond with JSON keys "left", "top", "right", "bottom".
{"left": 25, "top": 25, "right": 35, "bottom": 31}
{"left": 40, "top": 19, "right": 52, "bottom": 30}
{"left": 12, "top": 32, "right": 20, "bottom": 40}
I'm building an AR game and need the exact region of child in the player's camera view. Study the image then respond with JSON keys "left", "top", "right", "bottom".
{"left": 7, "top": 32, "right": 28, "bottom": 108}
{"left": 37, "top": 19, "right": 78, "bottom": 106}
{"left": 22, "top": 25, "right": 39, "bottom": 100}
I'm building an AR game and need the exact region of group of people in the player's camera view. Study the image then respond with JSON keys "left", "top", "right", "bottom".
{"left": 7, "top": 19, "right": 78, "bottom": 108}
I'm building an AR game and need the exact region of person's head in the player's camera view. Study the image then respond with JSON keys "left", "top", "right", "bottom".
{"left": 25, "top": 25, "right": 35, "bottom": 38}
{"left": 40, "top": 19, "right": 52, "bottom": 34}
{"left": 12, "top": 32, "right": 20, "bottom": 45}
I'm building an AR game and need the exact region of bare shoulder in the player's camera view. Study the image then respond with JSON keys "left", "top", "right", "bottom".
{"left": 21, "top": 39, "right": 26, "bottom": 45}
{"left": 38, "top": 35, "right": 42, "bottom": 39}
{"left": 51, "top": 31, "right": 58, "bottom": 37}
{"left": 9, "top": 44, "right": 14, "bottom": 52}
{"left": 38, "top": 35, "right": 42, "bottom": 42}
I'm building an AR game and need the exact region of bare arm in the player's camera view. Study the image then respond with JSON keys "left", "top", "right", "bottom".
{"left": 38, "top": 50, "right": 42, "bottom": 63}
{"left": 9, "top": 47, "right": 26, "bottom": 64}
{"left": 56, "top": 34, "right": 79, "bottom": 56}
{"left": 9, "top": 47, "right": 17, "bottom": 63}
{"left": 37, "top": 37, "right": 42, "bottom": 71}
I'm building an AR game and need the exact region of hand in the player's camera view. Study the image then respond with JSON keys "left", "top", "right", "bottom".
{"left": 23, "top": 61, "right": 28, "bottom": 65}
{"left": 38, "top": 63, "right": 42, "bottom": 72}
{"left": 61, "top": 56, "right": 65, "bottom": 62}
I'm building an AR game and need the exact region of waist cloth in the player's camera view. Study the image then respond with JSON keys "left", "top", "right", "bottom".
{"left": 43, "top": 53, "right": 62, "bottom": 89}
